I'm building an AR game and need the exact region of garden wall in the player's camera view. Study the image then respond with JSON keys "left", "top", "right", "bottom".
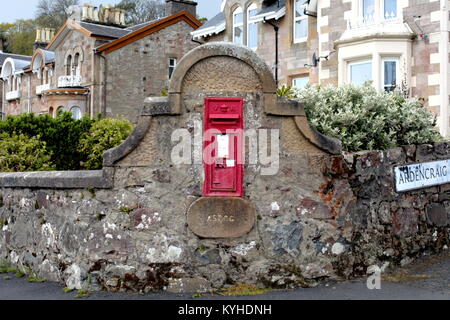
{"left": 0, "top": 43, "right": 448, "bottom": 293}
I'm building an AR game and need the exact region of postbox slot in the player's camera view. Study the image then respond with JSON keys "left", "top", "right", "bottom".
{"left": 209, "top": 114, "right": 239, "bottom": 124}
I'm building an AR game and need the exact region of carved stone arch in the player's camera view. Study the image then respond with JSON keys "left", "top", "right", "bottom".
{"left": 169, "top": 42, "right": 277, "bottom": 95}
{"left": 72, "top": 46, "right": 85, "bottom": 62}
{"left": 63, "top": 50, "right": 73, "bottom": 68}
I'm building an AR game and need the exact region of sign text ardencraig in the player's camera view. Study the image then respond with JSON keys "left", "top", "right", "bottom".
{"left": 394, "top": 160, "right": 450, "bottom": 192}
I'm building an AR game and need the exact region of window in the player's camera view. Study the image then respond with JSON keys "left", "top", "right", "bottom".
{"left": 66, "top": 55, "right": 72, "bottom": 76}
{"left": 49, "top": 107, "right": 54, "bottom": 118}
{"left": 74, "top": 53, "right": 80, "bottom": 76}
{"left": 348, "top": 60, "right": 372, "bottom": 85}
{"left": 57, "top": 106, "right": 64, "bottom": 116}
{"left": 292, "top": 76, "right": 310, "bottom": 89}
{"left": 70, "top": 106, "right": 82, "bottom": 120}
{"left": 168, "top": 58, "right": 177, "bottom": 79}
{"left": 247, "top": 3, "right": 259, "bottom": 50}
{"left": 294, "top": 0, "right": 308, "bottom": 43}
{"left": 383, "top": 58, "right": 399, "bottom": 92}
{"left": 362, "top": 0, "right": 375, "bottom": 22}
{"left": 383, "top": 0, "right": 397, "bottom": 19}
{"left": 233, "top": 7, "right": 244, "bottom": 45}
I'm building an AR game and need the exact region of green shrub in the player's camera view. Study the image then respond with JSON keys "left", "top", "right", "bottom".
{"left": 295, "top": 83, "right": 442, "bottom": 152}
{"left": 0, "top": 112, "right": 93, "bottom": 170}
{"left": 277, "top": 85, "right": 296, "bottom": 98}
{"left": 0, "top": 132, "right": 54, "bottom": 172}
{"left": 78, "top": 117, "right": 134, "bottom": 170}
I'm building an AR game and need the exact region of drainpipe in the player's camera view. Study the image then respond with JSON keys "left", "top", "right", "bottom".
{"left": 439, "top": 0, "right": 449, "bottom": 137}
{"left": 263, "top": 17, "right": 279, "bottom": 86}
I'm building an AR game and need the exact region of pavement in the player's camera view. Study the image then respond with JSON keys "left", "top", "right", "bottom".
{"left": 0, "top": 250, "right": 448, "bottom": 300}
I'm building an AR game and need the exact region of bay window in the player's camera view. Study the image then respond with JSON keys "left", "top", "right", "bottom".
{"left": 382, "top": 57, "right": 399, "bottom": 92}
{"left": 348, "top": 60, "right": 372, "bottom": 85}
{"left": 294, "top": 0, "right": 308, "bottom": 43}
{"left": 383, "top": 0, "right": 397, "bottom": 19}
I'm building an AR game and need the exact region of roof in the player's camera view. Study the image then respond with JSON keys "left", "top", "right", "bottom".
{"left": 78, "top": 21, "right": 131, "bottom": 39}
{"left": 191, "top": 12, "right": 225, "bottom": 39}
{"left": 251, "top": 0, "right": 286, "bottom": 23}
{"left": 125, "top": 18, "right": 161, "bottom": 32}
{"left": 192, "top": 0, "right": 287, "bottom": 39}
{"left": 96, "top": 10, "right": 202, "bottom": 54}
{"left": 0, "top": 52, "right": 31, "bottom": 69}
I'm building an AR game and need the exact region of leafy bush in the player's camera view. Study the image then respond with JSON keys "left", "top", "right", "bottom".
{"left": 0, "top": 132, "right": 54, "bottom": 172}
{"left": 78, "top": 117, "right": 134, "bottom": 170}
{"left": 0, "top": 112, "right": 93, "bottom": 170}
{"left": 293, "top": 83, "right": 442, "bottom": 152}
{"left": 0, "top": 112, "right": 134, "bottom": 172}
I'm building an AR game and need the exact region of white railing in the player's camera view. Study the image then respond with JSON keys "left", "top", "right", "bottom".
{"left": 347, "top": 13, "right": 401, "bottom": 30}
{"left": 5, "top": 90, "right": 20, "bottom": 101}
{"left": 57, "top": 75, "right": 82, "bottom": 88}
{"left": 36, "top": 83, "right": 50, "bottom": 95}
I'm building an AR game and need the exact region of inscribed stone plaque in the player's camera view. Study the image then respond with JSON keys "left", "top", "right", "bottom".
{"left": 187, "top": 197, "right": 256, "bottom": 238}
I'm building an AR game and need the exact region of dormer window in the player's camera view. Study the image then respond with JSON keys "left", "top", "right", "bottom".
{"left": 294, "top": 0, "right": 308, "bottom": 43}
{"left": 233, "top": 7, "right": 244, "bottom": 45}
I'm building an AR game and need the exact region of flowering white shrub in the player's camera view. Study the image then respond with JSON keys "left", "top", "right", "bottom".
{"left": 293, "top": 83, "right": 442, "bottom": 152}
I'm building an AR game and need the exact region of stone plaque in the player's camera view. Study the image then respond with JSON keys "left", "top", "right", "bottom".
{"left": 187, "top": 197, "right": 256, "bottom": 238}
{"left": 394, "top": 160, "right": 450, "bottom": 192}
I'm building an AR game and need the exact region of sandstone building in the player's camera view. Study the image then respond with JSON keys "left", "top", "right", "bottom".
{"left": 193, "top": 0, "right": 450, "bottom": 137}
{"left": 0, "top": 0, "right": 201, "bottom": 122}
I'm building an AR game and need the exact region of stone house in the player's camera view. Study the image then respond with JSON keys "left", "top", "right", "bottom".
{"left": 0, "top": 0, "right": 201, "bottom": 123}
{"left": 193, "top": 0, "right": 450, "bottom": 137}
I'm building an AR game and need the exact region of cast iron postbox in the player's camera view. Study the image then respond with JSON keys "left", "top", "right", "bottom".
{"left": 203, "top": 97, "right": 244, "bottom": 197}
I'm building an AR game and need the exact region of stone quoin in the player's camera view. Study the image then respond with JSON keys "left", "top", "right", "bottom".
{"left": 0, "top": 43, "right": 448, "bottom": 293}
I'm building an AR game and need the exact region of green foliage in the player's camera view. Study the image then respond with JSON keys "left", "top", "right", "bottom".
{"left": 0, "top": 112, "right": 92, "bottom": 170}
{"left": 295, "top": 83, "right": 442, "bottom": 152}
{"left": 276, "top": 85, "right": 296, "bottom": 98}
{"left": 0, "top": 112, "right": 133, "bottom": 172}
{"left": 0, "top": 132, "right": 54, "bottom": 172}
{"left": 78, "top": 117, "right": 134, "bottom": 170}
{"left": 0, "top": 20, "right": 35, "bottom": 55}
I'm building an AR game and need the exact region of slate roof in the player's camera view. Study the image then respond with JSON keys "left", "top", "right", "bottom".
{"left": 255, "top": 0, "right": 286, "bottom": 17}
{"left": 0, "top": 52, "right": 31, "bottom": 70}
{"left": 78, "top": 21, "right": 131, "bottom": 38}
{"left": 196, "top": 12, "right": 225, "bottom": 31}
{"left": 126, "top": 18, "right": 163, "bottom": 32}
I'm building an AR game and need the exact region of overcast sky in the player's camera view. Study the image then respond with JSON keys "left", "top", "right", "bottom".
{"left": 0, "top": 0, "right": 222, "bottom": 23}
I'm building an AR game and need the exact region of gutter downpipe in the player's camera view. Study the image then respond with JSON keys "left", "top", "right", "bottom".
{"left": 263, "top": 17, "right": 279, "bottom": 86}
{"left": 439, "top": 0, "right": 449, "bottom": 137}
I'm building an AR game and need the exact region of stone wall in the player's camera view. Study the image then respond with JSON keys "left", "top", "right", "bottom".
{"left": 0, "top": 43, "right": 448, "bottom": 293}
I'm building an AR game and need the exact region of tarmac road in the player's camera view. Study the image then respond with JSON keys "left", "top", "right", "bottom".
{"left": 0, "top": 251, "right": 448, "bottom": 300}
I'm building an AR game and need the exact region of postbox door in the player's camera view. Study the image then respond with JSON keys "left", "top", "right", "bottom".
{"left": 203, "top": 97, "right": 244, "bottom": 197}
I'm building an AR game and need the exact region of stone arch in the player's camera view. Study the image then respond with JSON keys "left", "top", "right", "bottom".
{"left": 168, "top": 42, "right": 277, "bottom": 95}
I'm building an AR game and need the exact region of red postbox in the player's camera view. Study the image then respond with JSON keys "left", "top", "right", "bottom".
{"left": 203, "top": 97, "right": 244, "bottom": 197}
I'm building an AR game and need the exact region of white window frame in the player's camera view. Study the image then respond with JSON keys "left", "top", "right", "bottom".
{"left": 168, "top": 58, "right": 177, "bottom": 79}
{"left": 247, "top": 3, "right": 259, "bottom": 50}
{"left": 347, "top": 59, "right": 373, "bottom": 85}
{"left": 233, "top": 6, "right": 244, "bottom": 45}
{"left": 381, "top": 0, "right": 397, "bottom": 20}
{"left": 382, "top": 57, "right": 400, "bottom": 92}
{"left": 292, "top": 76, "right": 310, "bottom": 89}
{"left": 293, "top": 0, "right": 308, "bottom": 43}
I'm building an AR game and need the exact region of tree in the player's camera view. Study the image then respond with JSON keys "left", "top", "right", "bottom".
{"left": 36, "top": 0, "right": 79, "bottom": 30}
{"left": 0, "top": 20, "right": 35, "bottom": 56}
{"left": 115, "top": 0, "right": 166, "bottom": 25}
